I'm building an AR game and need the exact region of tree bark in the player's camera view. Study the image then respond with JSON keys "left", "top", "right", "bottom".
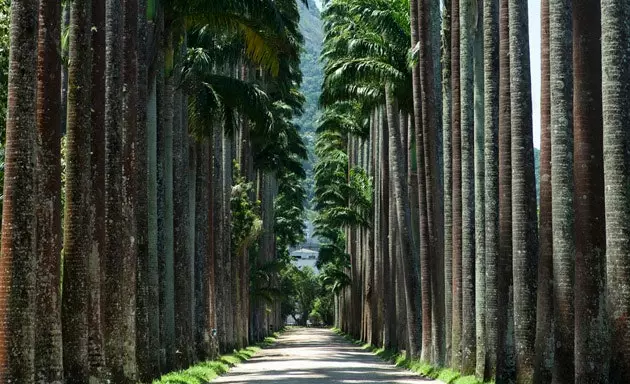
{"left": 35, "top": 0, "right": 63, "bottom": 381}
{"left": 483, "top": 0, "right": 499, "bottom": 379}
{"left": 0, "top": 0, "right": 38, "bottom": 381}
{"left": 573, "top": 1, "right": 609, "bottom": 382}
{"left": 61, "top": 0, "right": 92, "bottom": 381}
{"left": 534, "top": 1, "right": 554, "bottom": 382}
{"left": 549, "top": 1, "right": 574, "bottom": 382}
{"left": 602, "top": 1, "right": 630, "bottom": 381}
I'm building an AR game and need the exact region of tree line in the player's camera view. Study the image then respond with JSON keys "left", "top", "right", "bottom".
{"left": 314, "top": 0, "right": 630, "bottom": 383}
{"left": 0, "top": 0, "right": 310, "bottom": 382}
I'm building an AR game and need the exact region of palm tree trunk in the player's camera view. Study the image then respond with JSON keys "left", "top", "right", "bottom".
{"left": 473, "top": 1, "right": 485, "bottom": 377}
{"left": 549, "top": 1, "right": 574, "bottom": 382}
{"left": 89, "top": 0, "right": 106, "bottom": 380}
{"left": 508, "top": 1, "right": 539, "bottom": 382}
{"left": 442, "top": 0, "right": 453, "bottom": 366}
{"left": 482, "top": 0, "right": 499, "bottom": 378}
{"left": 121, "top": 0, "right": 139, "bottom": 377}
{"left": 450, "top": 0, "right": 463, "bottom": 369}
{"left": 534, "top": 1, "right": 554, "bottom": 382}
{"left": 157, "top": 29, "right": 175, "bottom": 372}
{"left": 380, "top": 107, "right": 393, "bottom": 350}
{"left": 385, "top": 85, "right": 421, "bottom": 358}
{"left": 103, "top": 0, "right": 131, "bottom": 379}
{"left": 61, "top": 0, "right": 93, "bottom": 381}
{"left": 0, "top": 0, "right": 37, "bottom": 381}
{"left": 34, "top": 0, "right": 63, "bottom": 381}
{"left": 174, "top": 82, "right": 193, "bottom": 367}
{"left": 135, "top": 0, "right": 153, "bottom": 379}
{"left": 602, "top": 1, "right": 630, "bottom": 381}
{"left": 460, "top": 0, "right": 476, "bottom": 374}
{"left": 496, "top": 0, "right": 515, "bottom": 379}
{"left": 194, "top": 142, "right": 210, "bottom": 358}
{"left": 573, "top": 1, "right": 608, "bottom": 382}
{"left": 213, "top": 123, "right": 226, "bottom": 349}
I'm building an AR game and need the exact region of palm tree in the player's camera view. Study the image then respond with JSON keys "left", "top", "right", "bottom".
{"left": 508, "top": 0, "right": 539, "bottom": 381}
{"left": 34, "top": 0, "right": 63, "bottom": 381}
{"left": 573, "top": 1, "right": 608, "bottom": 382}
{"left": 103, "top": 0, "right": 135, "bottom": 379}
{"left": 482, "top": 0, "right": 499, "bottom": 378}
{"left": 61, "top": 0, "right": 93, "bottom": 381}
{"left": 549, "top": 0, "right": 574, "bottom": 382}
{"left": 450, "top": 0, "right": 463, "bottom": 369}
{"left": 121, "top": 0, "right": 139, "bottom": 376}
{"left": 534, "top": 1, "right": 553, "bottom": 382}
{"left": 459, "top": 0, "right": 476, "bottom": 374}
{"left": 89, "top": 0, "right": 107, "bottom": 378}
{"left": 473, "top": 0, "right": 485, "bottom": 377}
{"left": 0, "top": 0, "right": 38, "bottom": 381}
{"left": 496, "top": 0, "right": 514, "bottom": 380}
{"left": 602, "top": 1, "right": 630, "bottom": 381}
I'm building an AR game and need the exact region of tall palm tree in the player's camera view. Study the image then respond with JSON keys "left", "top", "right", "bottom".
{"left": 442, "top": 0, "right": 453, "bottom": 365}
{"left": 103, "top": 0, "right": 135, "bottom": 379}
{"left": 573, "top": 1, "right": 608, "bottom": 382}
{"left": 61, "top": 0, "right": 93, "bottom": 381}
{"left": 508, "top": 0, "right": 539, "bottom": 381}
{"left": 121, "top": 0, "right": 139, "bottom": 376}
{"left": 89, "top": 0, "right": 107, "bottom": 379}
{"left": 0, "top": 0, "right": 38, "bottom": 381}
{"left": 549, "top": 0, "right": 574, "bottom": 382}
{"left": 602, "top": 1, "right": 630, "bottom": 381}
{"left": 450, "top": 0, "right": 463, "bottom": 369}
{"left": 496, "top": 0, "right": 514, "bottom": 380}
{"left": 34, "top": 0, "right": 63, "bottom": 381}
{"left": 472, "top": 0, "right": 485, "bottom": 377}
{"left": 482, "top": 0, "right": 500, "bottom": 379}
{"left": 460, "top": 0, "right": 477, "bottom": 374}
{"left": 534, "top": 1, "right": 553, "bottom": 382}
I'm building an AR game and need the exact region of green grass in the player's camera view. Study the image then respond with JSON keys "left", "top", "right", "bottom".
{"left": 153, "top": 331, "right": 284, "bottom": 384}
{"left": 332, "top": 328, "right": 492, "bottom": 384}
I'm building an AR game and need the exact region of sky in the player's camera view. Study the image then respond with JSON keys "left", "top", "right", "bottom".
{"left": 314, "top": 0, "right": 543, "bottom": 148}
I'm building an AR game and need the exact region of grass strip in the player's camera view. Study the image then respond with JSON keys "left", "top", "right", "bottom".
{"left": 331, "top": 328, "right": 494, "bottom": 384}
{"left": 153, "top": 332, "right": 282, "bottom": 384}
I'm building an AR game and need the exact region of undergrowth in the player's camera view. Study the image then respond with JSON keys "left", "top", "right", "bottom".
{"left": 332, "top": 328, "right": 494, "bottom": 384}
{"left": 153, "top": 332, "right": 282, "bottom": 384}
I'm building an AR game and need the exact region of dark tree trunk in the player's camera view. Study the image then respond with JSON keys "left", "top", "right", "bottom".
{"left": 573, "top": 1, "right": 609, "bottom": 382}
{"left": 89, "top": 0, "right": 106, "bottom": 379}
{"left": 508, "top": 1, "right": 539, "bottom": 382}
{"left": 602, "top": 1, "right": 630, "bottom": 381}
{"left": 0, "top": 0, "right": 38, "bottom": 381}
{"left": 483, "top": 0, "right": 500, "bottom": 379}
{"left": 35, "top": 0, "right": 63, "bottom": 381}
{"left": 61, "top": 0, "right": 93, "bottom": 381}
{"left": 496, "top": 0, "right": 515, "bottom": 380}
{"left": 550, "top": 0, "right": 574, "bottom": 382}
{"left": 450, "top": 0, "right": 463, "bottom": 369}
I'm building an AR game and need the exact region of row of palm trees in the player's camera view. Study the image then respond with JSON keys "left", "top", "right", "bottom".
{"left": 0, "top": 0, "right": 308, "bottom": 382}
{"left": 315, "top": 0, "right": 630, "bottom": 383}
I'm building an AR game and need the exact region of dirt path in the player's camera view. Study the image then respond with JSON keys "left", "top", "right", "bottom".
{"left": 212, "top": 327, "right": 439, "bottom": 383}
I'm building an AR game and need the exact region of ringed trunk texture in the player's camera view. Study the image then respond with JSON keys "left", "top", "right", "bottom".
{"left": 61, "top": 0, "right": 93, "bottom": 381}
{"left": 602, "top": 1, "right": 630, "bottom": 381}
{"left": 534, "top": 0, "right": 554, "bottom": 382}
{"left": 35, "top": 0, "right": 63, "bottom": 381}
{"left": 550, "top": 0, "right": 574, "bottom": 382}
{"left": 0, "top": 0, "right": 38, "bottom": 381}
{"left": 89, "top": 0, "right": 106, "bottom": 379}
{"left": 508, "top": 1, "right": 540, "bottom": 382}
{"left": 450, "top": 0, "right": 463, "bottom": 369}
{"left": 482, "top": 0, "right": 500, "bottom": 379}
{"left": 573, "top": 1, "right": 609, "bottom": 382}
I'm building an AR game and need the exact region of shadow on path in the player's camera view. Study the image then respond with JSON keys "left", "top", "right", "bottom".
{"left": 212, "top": 327, "right": 439, "bottom": 384}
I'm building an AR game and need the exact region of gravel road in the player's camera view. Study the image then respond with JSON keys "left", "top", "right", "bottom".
{"left": 212, "top": 327, "right": 439, "bottom": 383}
